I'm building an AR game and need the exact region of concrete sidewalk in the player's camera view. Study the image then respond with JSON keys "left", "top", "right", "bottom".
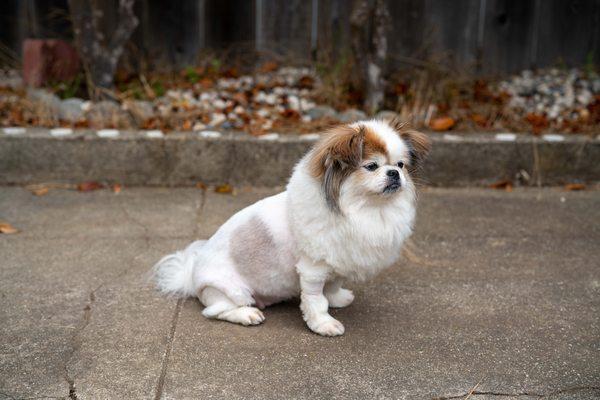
{"left": 0, "top": 186, "right": 598, "bottom": 399}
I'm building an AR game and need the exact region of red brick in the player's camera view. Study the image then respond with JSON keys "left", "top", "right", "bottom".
{"left": 22, "top": 39, "right": 81, "bottom": 87}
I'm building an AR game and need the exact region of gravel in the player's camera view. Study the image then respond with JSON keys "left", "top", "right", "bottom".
{"left": 499, "top": 68, "right": 600, "bottom": 122}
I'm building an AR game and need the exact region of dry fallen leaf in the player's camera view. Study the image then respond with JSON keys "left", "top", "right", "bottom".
{"left": 0, "top": 222, "right": 19, "bottom": 234}
{"left": 214, "top": 184, "right": 233, "bottom": 194}
{"left": 470, "top": 113, "right": 488, "bottom": 126}
{"left": 565, "top": 183, "right": 586, "bottom": 191}
{"left": 112, "top": 184, "right": 122, "bottom": 194}
{"left": 525, "top": 113, "right": 549, "bottom": 135}
{"left": 182, "top": 120, "right": 192, "bottom": 130}
{"left": 199, "top": 78, "right": 214, "bottom": 89}
{"left": 32, "top": 187, "right": 49, "bottom": 196}
{"left": 259, "top": 61, "right": 279, "bottom": 73}
{"left": 298, "top": 75, "right": 315, "bottom": 89}
{"left": 489, "top": 179, "right": 513, "bottom": 192}
{"left": 430, "top": 116, "right": 455, "bottom": 131}
{"left": 77, "top": 182, "right": 104, "bottom": 192}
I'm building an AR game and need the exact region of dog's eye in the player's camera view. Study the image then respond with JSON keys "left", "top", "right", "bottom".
{"left": 364, "top": 162, "right": 378, "bottom": 171}
{"left": 397, "top": 161, "right": 404, "bottom": 169}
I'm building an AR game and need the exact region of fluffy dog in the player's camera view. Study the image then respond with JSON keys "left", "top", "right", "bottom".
{"left": 154, "top": 119, "right": 430, "bottom": 336}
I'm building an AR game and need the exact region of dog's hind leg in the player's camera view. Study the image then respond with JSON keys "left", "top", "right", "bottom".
{"left": 199, "top": 286, "right": 265, "bottom": 326}
{"left": 324, "top": 279, "right": 354, "bottom": 308}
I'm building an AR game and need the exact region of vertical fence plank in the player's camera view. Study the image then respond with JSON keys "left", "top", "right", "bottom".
{"left": 480, "top": 0, "right": 538, "bottom": 74}
{"left": 424, "top": 0, "right": 481, "bottom": 72}
{"left": 1, "top": 1, "right": 599, "bottom": 73}
{"left": 536, "top": 0, "right": 600, "bottom": 68}
{"left": 316, "top": 0, "right": 351, "bottom": 63}
{"left": 261, "top": 0, "right": 312, "bottom": 60}
{"left": 205, "top": 0, "right": 254, "bottom": 52}
{"left": 387, "top": 0, "right": 427, "bottom": 65}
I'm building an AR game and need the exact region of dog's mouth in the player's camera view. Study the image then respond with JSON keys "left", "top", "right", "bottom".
{"left": 382, "top": 182, "right": 401, "bottom": 194}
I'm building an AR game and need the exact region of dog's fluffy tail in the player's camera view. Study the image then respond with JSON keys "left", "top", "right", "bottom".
{"left": 153, "top": 240, "right": 206, "bottom": 298}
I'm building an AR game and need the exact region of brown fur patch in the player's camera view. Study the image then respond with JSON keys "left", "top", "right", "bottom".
{"left": 308, "top": 125, "right": 364, "bottom": 177}
{"left": 389, "top": 117, "right": 431, "bottom": 167}
{"left": 308, "top": 125, "right": 365, "bottom": 212}
{"left": 363, "top": 126, "right": 388, "bottom": 159}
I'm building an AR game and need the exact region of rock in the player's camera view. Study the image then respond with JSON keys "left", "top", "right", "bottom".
{"left": 375, "top": 110, "right": 400, "bottom": 121}
{"left": 192, "top": 122, "right": 206, "bottom": 131}
{"left": 86, "top": 100, "right": 134, "bottom": 129}
{"left": 306, "top": 105, "right": 337, "bottom": 120}
{"left": 256, "top": 109, "right": 270, "bottom": 118}
{"left": 123, "top": 100, "right": 154, "bottom": 124}
{"left": 0, "top": 69, "right": 23, "bottom": 89}
{"left": 287, "top": 95, "right": 300, "bottom": 111}
{"left": 59, "top": 98, "right": 85, "bottom": 122}
{"left": 337, "top": 108, "right": 367, "bottom": 123}
{"left": 208, "top": 113, "right": 226, "bottom": 127}
{"left": 22, "top": 39, "right": 80, "bottom": 87}
{"left": 213, "top": 99, "right": 227, "bottom": 109}
{"left": 27, "top": 88, "right": 61, "bottom": 113}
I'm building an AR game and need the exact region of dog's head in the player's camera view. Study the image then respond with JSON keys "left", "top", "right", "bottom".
{"left": 307, "top": 119, "right": 430, "bottom": 213}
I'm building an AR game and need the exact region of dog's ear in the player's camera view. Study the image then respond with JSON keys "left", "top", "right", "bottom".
{"left": 389, "top": 118, "right": 431, "bottom": 168}
{"left": 309, "top": 125, "right": 365, "bottom": 213}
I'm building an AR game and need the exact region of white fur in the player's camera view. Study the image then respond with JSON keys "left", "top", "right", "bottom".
{"left": 153, "top": 120, "right": 418, "bottom": 336}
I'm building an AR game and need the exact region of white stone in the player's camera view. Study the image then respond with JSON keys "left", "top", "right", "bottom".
{"left": 209, "top": 113, "right": 226, "bottom": 127}
{"left": 443, "top": 134, "right": 463, "bottom": 141}
{"left": 258, "top": 133, "right": 279, "bottom": 140}
{"left": 213, "top": 99, "right": 227, "bottom": 109}
{"left": 193, "top": 122, "right": 207, "bottom": 131}
{"left": 145, "top": 130, "right": 164, "bottom": 138}
{"left": 262, "top": 120, "right": 273, "bottom": 130}
{"left": 299, "top": 133, "right": 320, "bottom": 141}
{"left": 96, "top": 129, "right": 120, "bottom": 138}
{"left": 256, "top": 109, "right": 270, "bottom": 118}
{"left": 50, "top": 128, "right": 73, "bottom": 137}
{"left": 199, "top": 130, "right": 221, "bottom": 138}
{"left": 287, "top": 95, "right": 300, "bottom": 110}
{"left": 542, "top": 134, "right": 564, "bottom": 142}
{"left": 495, "top": 133, "right": 517, "bottom": 142}
{"left": 3, "top": 127, "right": 25, "bottom": 135}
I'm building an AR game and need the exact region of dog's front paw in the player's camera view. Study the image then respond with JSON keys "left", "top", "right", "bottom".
{"left": 326, "top": 288, "right": 355, "bottom": 308}
{"left": 308, "top": 316, "right": 345, "bottom": 337}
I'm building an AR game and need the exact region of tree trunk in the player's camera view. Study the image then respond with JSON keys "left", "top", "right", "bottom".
{"left": 68, "top": 0, "right": 138, "bottom": 99}
{"left": 350, "top": 0, "right": 390, "bottom": 115}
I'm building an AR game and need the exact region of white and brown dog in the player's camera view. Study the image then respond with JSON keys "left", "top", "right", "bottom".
{"left": 154, "top": 119, "right": 430, "bottom": 336}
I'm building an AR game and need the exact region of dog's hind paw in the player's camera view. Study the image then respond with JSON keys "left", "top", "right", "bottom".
{"left": 219, "top": 306, "right": 265, "bottom": 326}
{"left": 326, "top": 288, "right": 355, "bottom": 308}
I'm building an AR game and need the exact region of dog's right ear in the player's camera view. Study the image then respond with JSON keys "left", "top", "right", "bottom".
{"left": 308, "top": 126, "right": 365, "bottom": 213}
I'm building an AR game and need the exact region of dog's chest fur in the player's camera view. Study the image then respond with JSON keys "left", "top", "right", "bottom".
{"left": 287, "top": 165, "right": 416, "bottom": 282}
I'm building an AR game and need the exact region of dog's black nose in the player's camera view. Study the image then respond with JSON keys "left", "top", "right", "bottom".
{"left": 386, "top": 169, "right": 400, "bottom": 179}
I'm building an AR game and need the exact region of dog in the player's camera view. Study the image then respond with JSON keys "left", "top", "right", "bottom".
{"left": 154, "top": 119, "right": 430, "bottom": 336}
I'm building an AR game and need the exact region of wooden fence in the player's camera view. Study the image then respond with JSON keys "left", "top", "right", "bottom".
{"left": 1, "top": 0, "right": 599, "bottom": 75}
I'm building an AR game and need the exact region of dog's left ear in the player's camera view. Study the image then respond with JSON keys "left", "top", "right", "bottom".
{"left": 389, "top": 118, "right": 431, "bottom": 167}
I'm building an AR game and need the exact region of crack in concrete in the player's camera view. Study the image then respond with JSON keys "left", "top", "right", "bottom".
{"left": 532, "top": 141, "right": 542, "bottom": 187}
{"left": 153, "top": 299, "right": 183, "bottom": 400}
{"left": 434, "top": 385, "right": 600, "bottom": 399}
{"left": 61, "top": 201, "right": 154, "bottom": 400}
{"left": 0, "top": 391, "right": 66, "bottom": 400}
{"left": 194, "top": 187, "right": 207, "bottom": 238}
{"left": 118, "top": 201, "right": 152, "bottom": 250}
{"left": 63, "top": 288, "right": 96, "bottom": 400}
